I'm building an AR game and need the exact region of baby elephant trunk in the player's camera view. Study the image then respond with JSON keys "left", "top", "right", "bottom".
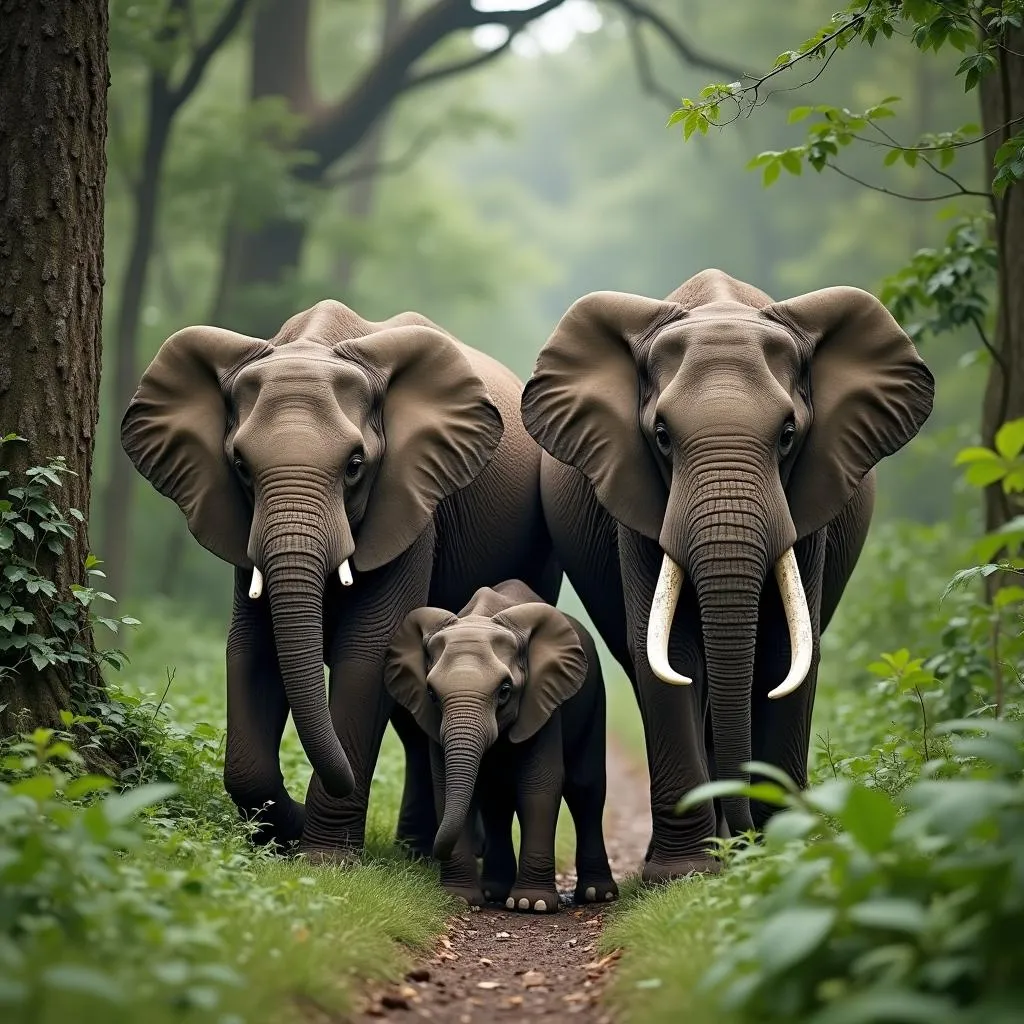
{"left": 433, "top": 696, "right": 495, "bottom": 860}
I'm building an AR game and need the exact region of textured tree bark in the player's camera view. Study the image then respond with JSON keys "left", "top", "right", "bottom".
{"left": 981, "top": 26, "right": 1024, "bottom": 533}
{"left": 0, "top": 0, "right": 108, "bottom": 733}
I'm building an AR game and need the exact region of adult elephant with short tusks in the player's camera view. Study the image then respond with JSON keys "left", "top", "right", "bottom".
{"left": 122, "top": 300, "right": 558, "bottom": 859}
{"left": 521, "top": 269, "right": 934, "bottom": 882}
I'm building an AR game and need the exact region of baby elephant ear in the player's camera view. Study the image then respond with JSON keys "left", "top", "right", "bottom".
{"left": 496, "top": 604, "right": 588, "bottom": 744}
{"left": 385, "top": 608, "right": 457, "bottom": 742}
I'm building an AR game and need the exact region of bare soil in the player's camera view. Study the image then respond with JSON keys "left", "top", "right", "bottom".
{"left": 354, "top": 739, "right": 652, "bottom": 1023}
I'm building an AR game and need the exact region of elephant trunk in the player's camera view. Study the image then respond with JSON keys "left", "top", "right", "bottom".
{"left": 263, "top": 522, "right": 354, "bottom": 799}
{"left": 434, "top": 697, "right": 494, "bottom": 860}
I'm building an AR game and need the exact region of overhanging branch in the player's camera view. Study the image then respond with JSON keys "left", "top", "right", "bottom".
{"left": 169, "top": 0, "right": 253, "bottom": 112}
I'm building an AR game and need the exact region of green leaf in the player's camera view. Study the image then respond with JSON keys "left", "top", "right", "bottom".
{"left": 994, "top": 418, "right": 1024, "bottom": 459}
{"left": 742, "top": 760, "right": 801, "bottom": 793}
{"left": 676, "top": 779, "right": 751, "bottom": 814}
{"left": 804, "top": 778, "right": 853, "bottom": 815}
{"left": 41, "top": 965, "right": 124, "bottom": 1004}
{"left": 65, "top": 774, "right": 114, "bottom": 799}
{"left": 102, "top": 782, "right": 178, "bottom": 823}
{"left": 847, "top": 898, "right": 928, "bottom": 934}
{"left": 837, "top": 785, "right": 898, "bottom": 853}
{"left": 763, "top": 160, "right": 781, "bottom": 186}
{"left": 755, "top": 906, "right": 835, "bottom": 974}
{"left": 764, "top": 808, "right": 820, "bottom": 843}
{"left": 781, "top": 150, "right": 802, "bottom": 175}
{"left": 11, "top": 774, "right": 57, "bottom": 801}
{"left": 953, "top": 446, "right": 1000, "bottom": 464}
{"left": 807, "top": 988, "right": 956, "bottom": 1024}
{"left": 964, "top": 461, "right": 1008, "bottom": 487}
{"left": 788, "top": 106, "right": 813, "bottom": 123}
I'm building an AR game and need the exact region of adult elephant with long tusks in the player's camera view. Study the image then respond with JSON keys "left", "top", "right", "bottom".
{"left": 521, "top": 269, "right": 934, "bottom": 882}
{"left": 122, "top": 300, "right": 558, "bottom": 859}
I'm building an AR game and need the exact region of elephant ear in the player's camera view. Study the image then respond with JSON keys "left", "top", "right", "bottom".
{"left": 767, "top": 287, "right": 934, "bottom": 540}
{"left": 335, "top": 326, "right": 504, "bottom": 571}
{"left": 496, "top": 603, "right": 588, "bottom": 744}
{"left": 385, "top": 607, "right": 457, "bottom": 742}
{"left": 120, "top": 326, "right": 271, "bottom": 567}
{"left": 521, "top": 291, "right": 680, "bottom": 541}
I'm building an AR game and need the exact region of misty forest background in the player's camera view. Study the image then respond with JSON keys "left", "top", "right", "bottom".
{"left": 2, "top": 1, "right": 1023, "bottom": 1023}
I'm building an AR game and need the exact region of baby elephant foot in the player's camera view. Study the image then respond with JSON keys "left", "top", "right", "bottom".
{"left": 505, "top": 886, "right": 559, "bottom": 914}
{"left": 574, "top": 877, "right": 618, "bottom": 904}
{"left": 296, "top": 845, "right": 361, "bottom": 868}
{"left": 642, "top": 854, "right": 721, "bottom": 885}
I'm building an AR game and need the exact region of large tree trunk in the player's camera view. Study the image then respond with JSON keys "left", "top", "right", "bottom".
{"left": 0, "top": 0, "right": 108, "bottom": 734}
{"left": 981, "top": 27, "right": 1024, "bottom": 533}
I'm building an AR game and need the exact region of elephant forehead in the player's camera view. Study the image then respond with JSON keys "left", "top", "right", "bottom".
{"left": 427, "top": 621, "right": 518, "bottom": 666}
{"left": 649, "top": 315, "right": 801, "bottom": 393}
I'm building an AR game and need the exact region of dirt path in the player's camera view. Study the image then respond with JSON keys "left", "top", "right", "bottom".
{"left": 356, "top": 739, "right": 652, "bottom": 1023}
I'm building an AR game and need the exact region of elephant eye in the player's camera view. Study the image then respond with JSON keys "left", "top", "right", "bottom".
{"left": 497, "top": 680, "right": 513, "bottom": 706}
{"left": 427, "top": 685, "right": 439, "bottom": 704}
{"left": 778, "top": 421, "right": 797, "bottom": 457}
{"left": 233, "top": 457, "right": 252, "bottom": 487}
{"left": 345, "top": 451, "right": 365, "bottom": 483}
{"left": 654, "top": 421, "right": 672, "bottom": 457}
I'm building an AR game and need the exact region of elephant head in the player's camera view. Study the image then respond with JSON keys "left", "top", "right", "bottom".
{"left": 385, "top": 603, "right": 587, "bottom": 859}
{"left": 521, "top": 270, "right": 933, "bottom": 832}
{"left": 121, "top": 301, "right": 503, "bottom": 799}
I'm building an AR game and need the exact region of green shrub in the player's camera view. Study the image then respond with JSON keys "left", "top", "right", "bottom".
{"left": 680, "top": 718, "right": 1024, "bottom": 1024}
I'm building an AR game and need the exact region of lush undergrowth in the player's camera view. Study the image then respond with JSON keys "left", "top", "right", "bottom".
{"left": 2, "top": 600, "right": 454, "bottom": 1024}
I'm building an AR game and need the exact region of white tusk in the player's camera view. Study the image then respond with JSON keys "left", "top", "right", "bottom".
{"left": 647, "top": 554, "right": 693, "bottom": 685}
{"left": 338, "top": 559, "right": 354, "bottom": 587}
{"left": 249, "top": 567, "right": 264, "bottom": 600}
{"left": 768, "top": 547, "right": 813, "bottom": 699}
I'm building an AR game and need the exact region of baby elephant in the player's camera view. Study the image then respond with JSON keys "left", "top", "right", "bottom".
{"left": 386, "top": 580, "right": 617, "bottom": 912}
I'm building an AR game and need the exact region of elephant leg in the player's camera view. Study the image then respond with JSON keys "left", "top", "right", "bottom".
{"left": 430, "top": 741, "right": 484, "bottom": 905}
{"left": 389, "top": 703, "right": 438, "bottom": 859}
{"left": 821, "top": 471, "right": 874, "bottom": 632}
{"left": 620, "top": 527, "right": 718, "bottom": 882}
{"left": 750, "top": 530, "right": 826, "bottom": 827}
{"left": 299, "top": 530, "right": 435, "bottom": 860}
{"left": 563, "top": 703, "right": 616, "bottom": 904}
{"left": 508, "top": 719, "right": 563, "bottom": 913}
{"left": 224, "top": 568, "right": 305, "bottom": 847}
{"left": 477, "top": 757, "right": 517, "bottom": 904}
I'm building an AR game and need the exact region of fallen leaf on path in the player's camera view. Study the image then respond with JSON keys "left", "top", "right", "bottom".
{"left": 477, "top": 981, "right": 502, "bottom": 990}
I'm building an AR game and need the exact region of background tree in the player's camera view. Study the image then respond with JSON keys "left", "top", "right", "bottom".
{"left": 0, "top": 0, "right": 109, "bottom": 733}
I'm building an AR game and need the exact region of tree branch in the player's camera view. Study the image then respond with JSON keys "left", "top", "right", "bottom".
{"left": 403, "top": 28, "right": 521, "bottom": 91}
{"left": 168, "top": 0, "right": 253, "bottom": 112}
{"left": 613, "top": 0, "right": 750, "bottom": 82}
{"left": 827, "top": 161, "right": 992, "bottom": 201}
{"left": 626, "top": 16, "right": 681, "bottom": 109}
{"left": 328, "top": 123, "right": 440, "bottom": 184}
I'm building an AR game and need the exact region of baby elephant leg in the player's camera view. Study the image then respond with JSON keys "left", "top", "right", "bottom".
{"left": 478, "top": 760, "right": 517, "bottom": 904}
{"left": 508, "top": 719, "right": 563, "bottom": 913}
{"left": 564, "top": 689, "right": 617, "bottom": 904}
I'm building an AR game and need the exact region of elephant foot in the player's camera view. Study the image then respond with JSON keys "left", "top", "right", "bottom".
{"left": 443, "top": 883, "right": 485, "bottom": 908}
{"left": 505, "top": 885, "right": 559, "bottom": 914}
{"left": 642, "top": 855, "right": 721, "bottom": 884}
{"left": 394, "top": 835, "right": 433, "bottom": 862}
{"left": 481, "top": 878, "right": 513, "bottom": 904}
{"left": 296, "top": 845, "right": 361, "bottom": 868}
{"left": 574, "top": 876, "right": 618, "bottom": 904}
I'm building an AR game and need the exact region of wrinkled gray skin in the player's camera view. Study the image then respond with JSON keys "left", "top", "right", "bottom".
{"left": 386, "top": 581, "right": 616, "bottom": 912}
{"left": 522, "top": 270, "right": 934, "bottom": 882}
{"left": 122, "top": 302, "right": 558, "bottom": 857}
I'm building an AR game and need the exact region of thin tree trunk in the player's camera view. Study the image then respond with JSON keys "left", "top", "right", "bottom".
{"left": 334, "top": 0, "right": 405, "bottom": 292}
{"left": 0, "top": 0, "right": 108, "bottom": 734}
{"left": 98, "top": 87, "right": 173, "bottom": 599}
{"left": 980, "top": 27, "right": 1024, "bottom": 533}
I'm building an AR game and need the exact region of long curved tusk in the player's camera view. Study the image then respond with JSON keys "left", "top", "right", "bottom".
{"left": 338, "top": 559, "right": 354, "bottom": 587}
{"left": 768, "top": 547, "right": 813, "bottom": 699}
{"left": 647, "top": 554, "right": 693, "bottom": 685}
{"left": 249, "top": 567, "right": 264, "bottom": 600}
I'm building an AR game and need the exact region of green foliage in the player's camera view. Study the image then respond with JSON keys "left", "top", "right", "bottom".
{"left": 955, "top": 419, "right": 1024, "bottom": 494}
{"left": 679, "top": 718, "right": 1024, "bottom": 1024}
{"left": 0, "top": 436, "right": 136, "bottom": 688}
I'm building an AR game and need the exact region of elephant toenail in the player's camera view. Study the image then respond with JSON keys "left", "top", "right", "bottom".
{"left": 534, "top": 900, "right": 547, "bottom": 912}
{"left": 605, "top": 892, "right": 614, "bottom": 901}
{"left": 585, "top": 886, "right": 596, "bottom": 901}
{"left": 518, "top": 898, "right": 529, "bottom": 910}
{"left": 506, "top": 898, "right": 515, "bottom": 909}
